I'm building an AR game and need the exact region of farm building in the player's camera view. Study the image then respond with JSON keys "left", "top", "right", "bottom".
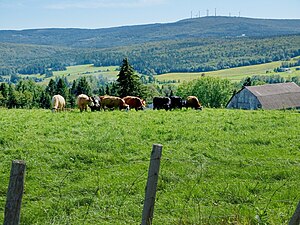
{"left": 226, "top": 82, "right": 300, "bottom": 110}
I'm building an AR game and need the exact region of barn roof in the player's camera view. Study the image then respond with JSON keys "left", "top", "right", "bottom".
{"left": 245, "top": 82, "right": 300, "bottom": 109}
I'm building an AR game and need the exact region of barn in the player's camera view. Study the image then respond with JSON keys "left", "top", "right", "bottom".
{"left": 226, "top": 82, "right": 300, "bottom": 110}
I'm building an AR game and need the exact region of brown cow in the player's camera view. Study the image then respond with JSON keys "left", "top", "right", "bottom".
{"left": 77, "top": 94, "right": 94, "bottom": 112}
{"left": 51, "top": 94, "right": 65, "bottom": 112}
{"left": 101, "top": 96, "right": 129, "bottom": 111}
{"left": 123, "top": 96, "right": 146, "bottom": 111}
{"left": 185, "top": 96, "right": 203, "bottom": 110}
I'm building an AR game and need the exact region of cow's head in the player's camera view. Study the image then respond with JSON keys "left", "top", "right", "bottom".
{"left": 93, "top": 97, "right": 101, "bottom": 107}
{"left": 135, "top": 99, "right": 146, "bottom": 110}
{"left": 87, "top": 97, "right": 94, "bottom": 107}
{"left": 89, "top": 96, "right": 102, "bottom": 111}
{"left": 142, "top": 100, "right": 146, "bottom": 108}
{"left": 124, "top": 104, "right": 130, "bottom": 111}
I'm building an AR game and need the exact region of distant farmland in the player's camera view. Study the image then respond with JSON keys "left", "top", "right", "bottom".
{"left": 156, "top": 57, "right": 300, "bottom": 83}
{"left": 49, "top": 58, "right": 300, "bottom": 85}
{"left": 16, "top": 56, "right": 300, "bottom": 85}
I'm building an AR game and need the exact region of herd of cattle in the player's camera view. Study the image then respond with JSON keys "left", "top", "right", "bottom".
{"left": 51, "top": 94, "right": 203, "bottom": 112}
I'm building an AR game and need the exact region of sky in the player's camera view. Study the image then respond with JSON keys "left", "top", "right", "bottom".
{"left": 0, "top": 0, "right": 299, "bottom": 30}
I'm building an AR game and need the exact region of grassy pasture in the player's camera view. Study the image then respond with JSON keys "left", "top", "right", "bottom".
{"left": 19, "top": 64, "right": 119, "bottom": 85}
{"left": 0, "top": 108, "right": 300, "bottom": 224}
{"left": 52, "top": 64, "right": 119, "bottom": 81}
{"left": 49, "top": 58, "right": 300, "bottom": 84}
{"left": 156, "top": 58, "right": 300, "bottom": 83}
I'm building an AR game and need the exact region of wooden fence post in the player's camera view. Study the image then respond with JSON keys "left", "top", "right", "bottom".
{"left": 141, "top": 144, "right": 163, "bottom": 225}
{"left": 4, "top": 160, "right": 26, "bottom": 225}
{"left": 289, "top": 201, "right": 300, "bottom": 225}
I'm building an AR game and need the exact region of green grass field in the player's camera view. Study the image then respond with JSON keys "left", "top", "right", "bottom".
{"left": 54, "top": 59, "right": 300, "bottom": 84}
{"left": 0, "top": 108, "right": 300, "bottom": 224}
{"left": 52, "top": 64, "right": 119, "bottom": 81}
{"left": 156, "top": 61, "right": 300, "bottom": 83}
{"left": 19, "top": 64, "right": 120, "bottom": 85}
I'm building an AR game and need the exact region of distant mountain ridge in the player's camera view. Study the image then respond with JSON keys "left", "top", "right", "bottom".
{"left": 1, "top": 16, "right": 300, "bottom": 48}
{"left": 1, "top": 16, "right": 300, "bottom": 77}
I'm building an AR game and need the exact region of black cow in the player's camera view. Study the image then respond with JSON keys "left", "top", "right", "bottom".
{"left": 153, "top": 97, "right": 171, "bottom": 110}
{"left": 89, "top": 96, "right": 101, "bottom": 111}
{"left": 170, "top": 96, "right": 184, "bottom": 110}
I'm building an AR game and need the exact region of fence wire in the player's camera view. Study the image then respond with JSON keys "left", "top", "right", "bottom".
{"left": 1, "top": 156, "right": 300, "bottom": 224}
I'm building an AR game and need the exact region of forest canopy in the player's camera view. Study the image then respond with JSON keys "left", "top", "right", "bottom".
{"left": 0, "top": 35, "right": 300, "bottom": 77}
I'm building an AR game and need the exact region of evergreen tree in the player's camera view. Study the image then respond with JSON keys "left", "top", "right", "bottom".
{"left": 46, "top": 79, "right": 56, "bottom": 97}
{"left": 105, "top": 84, "right": 110, "bottom": 95}
{"left": 32, "top": 84, "right": 44, "bottom": 108}
{"left": 67, "top": 90, "right": 76, "bottom": 108}
{"left": 76, "top": 77, "right": 91, "bottom": 96}
{"left": 55, "top": 78, "right": 68, "bottom": 99}
{"left": 39, "top": 91, "right": 52, "bottom": 109}
{"left": 116, "top": 58, "right": 145, "bottom": 98}
{"left": 7, "top": 84, "right": 19, "bottom": 108}
{"left": 0, "top": 83, "right": 9, "bottom": 107}
{"left": 110, "top": 82, "right": 118, "bottom": 96}
{"left": 67, "top": 80, "right": 77, "bottom": 108}
{"left": 99, "top": 86, "right": 105, "bottom": 96}
{"left": 70, "top": 80, "right": 77, "bottom": 96}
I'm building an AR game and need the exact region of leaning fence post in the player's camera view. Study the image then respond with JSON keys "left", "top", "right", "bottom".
{"left": 289, "top": 201, "right": 300, "bottom": 225}
{"left": 141, "top": 144, "right": 163, "bottom": 225}
{"left": 4, "top": 160, "right": 26, "bottom": 225}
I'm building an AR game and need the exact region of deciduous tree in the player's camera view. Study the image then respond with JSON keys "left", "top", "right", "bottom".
{"left": 177, "top": 77, "right": 233, "bottom": 108}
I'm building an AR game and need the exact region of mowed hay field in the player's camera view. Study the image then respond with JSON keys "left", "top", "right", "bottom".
{"left": 0, "top": 108, "right": 300, "bottom": 224}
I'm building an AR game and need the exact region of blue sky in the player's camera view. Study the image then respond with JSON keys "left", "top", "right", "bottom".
{"left": 1, "top": 0, "right": 299, "bottom": 30}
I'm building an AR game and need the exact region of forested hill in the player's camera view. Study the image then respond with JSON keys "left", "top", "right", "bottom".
{"left": 1, "top": 16, "right": 300, "bottom": 48}
{"left": 1, "top": 16, "right": 300, "bottom": 77}
{"left": 1, "top": 35, "right": 300, "bottom": 76}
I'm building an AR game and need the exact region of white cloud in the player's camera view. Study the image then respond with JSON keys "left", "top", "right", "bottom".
{"left": 46, "top": 0, "right": 168, "bottom": 9}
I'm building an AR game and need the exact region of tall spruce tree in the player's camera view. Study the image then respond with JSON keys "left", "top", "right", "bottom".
{"left": 56, "top": 78, "right": 68, "bottom": 99}
{"left": 68, "top": 80, "right": 77, "bottom": 108}
{"left": 76, "top": 77, "right": 91, "bottom": 96}
{"left": 116, "top": 58, "right": 144, "bottom": 97}
{"left": 45, "top": 79, "right": 56, "bottom": 97}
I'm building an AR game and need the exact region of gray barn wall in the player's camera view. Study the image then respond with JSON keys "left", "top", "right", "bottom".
{"left": 227, "top": 89, "right": 261, "bottom": 110}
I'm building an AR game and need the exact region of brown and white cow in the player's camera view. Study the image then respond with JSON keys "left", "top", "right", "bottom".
{"left": 123, "top": 96, "right": 146, "bottom": 111}
{"left": 77, "top": 94, "right": 94, "bottom": 112}
{"left": 100, "top": 96, "right": 129, "bottom": 111}
{"left": 185, "top": 96, "right": 203, "bottom": 110}
{"left": 51, "top": 94, "right": 66, "bottom": 112}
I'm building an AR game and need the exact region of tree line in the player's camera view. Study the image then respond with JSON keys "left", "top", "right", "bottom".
{"left": 0, "top": 58, "right": 235, "bottom": 109}
{"left": 1, "top": 58, "right": 300, "bottom": 110}
{"left": 240, "top": 74, "right": 300, "bottom": 87}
